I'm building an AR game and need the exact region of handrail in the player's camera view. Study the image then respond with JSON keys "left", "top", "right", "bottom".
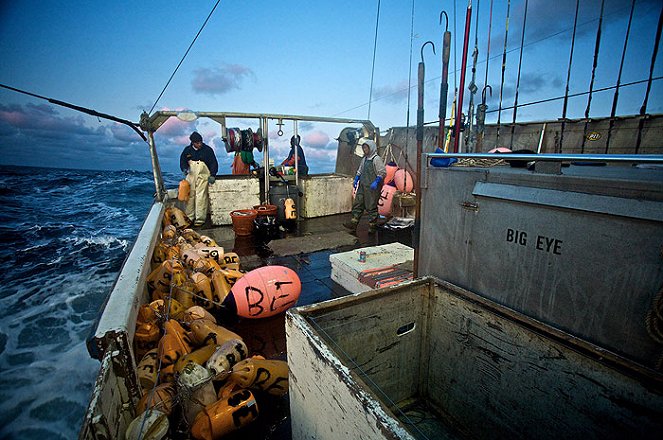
{"left": 425, "top": 153, "right": 663, "bottom": 164}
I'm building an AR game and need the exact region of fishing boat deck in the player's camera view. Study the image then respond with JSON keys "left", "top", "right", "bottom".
{"left": 189, "top": 213, "right": 414, "bottom": 439}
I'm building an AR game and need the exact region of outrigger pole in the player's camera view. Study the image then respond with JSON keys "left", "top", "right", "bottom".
{"left": 509, "top": 0, "right": 529, "bottom": 149}
{"left": 438, "top": 11, "right": 451, "bottom": 151}
{"left": 495, "top": 0, "right": 511, "bottom": 148}
{"left": 581, "top": 0, "right": 605, "bottom": 154}
{"left": 605, "top": 0, "right": 636, "bottom": 154}
{"left": 415, "top": 41, "right": 435, "bottom": 278}
{"left": 0, "top": 83, "right": 147, "bottom": 142}
{"left": 452, "top": 0, "right": 473, "bottom": 153}
{"left": 559, "top": 0, "right": 580, "bottom": 153}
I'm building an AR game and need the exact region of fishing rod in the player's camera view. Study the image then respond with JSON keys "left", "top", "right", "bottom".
{"left": 605, "top": 0, "right": 636, "bottom": 154}
{"left": 476, "top": 0, "right": 494, "bottom": 152}
{"left": 635, "top": 4, "right": 663, "bottom": 153}
{"left": 509, "top": 0, "right": 529, "bottom": 150}
{"left": 0, "top": 83, "right": 147, "bottom": 142}
{"left": 495, "top": 0, "right": 511, "bottom": 148}
{"left": 415, "top": 41, "right": 435, "bottom": 278}
{"left": 438, "top": 11, "right": 451, "bottom": 151}
{"left": 581, "top": 0, "right": 605, "bottom": 154}
{"left": 453, "top": 0, "right": 473, "bottom": 153}
{"left": 558, "top": 0, "right": 580, "bottom": 153}
{"left": 466, "top": 0, "right": 481, "bottom": 152}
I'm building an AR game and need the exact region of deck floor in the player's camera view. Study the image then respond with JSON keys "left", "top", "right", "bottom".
{"left": 194, "top": 213, "right": 414, "bottom": 440}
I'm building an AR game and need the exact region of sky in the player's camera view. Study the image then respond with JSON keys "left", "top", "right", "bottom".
{"left": 0, "top": 0, "right": 661, "bottom": 173}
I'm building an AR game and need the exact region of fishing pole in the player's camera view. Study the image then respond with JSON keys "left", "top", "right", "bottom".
{"left": 476, "top": 0, "right": 494, "bottom": 152}
{"left": 605, "top": 0, "right": 636, "bottom": 154}
{"left": 466, "top": 0, "right": 481, "bottom": 152}
{"left": 581, "top": 0, "right": 605, "bottom": 154}
{"left": 0, "top": 83, "right": 147, "bottom": 142}
{"left": 438, "top": 11, "right": 451, "bottom": 151}
{"left": 558, "top": 0, "right": 580, "bottom": 153}
{"left": 509, "top": 0, "right": 529, "bottom": 150}
{"left": 414, "top": 41, "right": 435, "bottom": 278}
{"left": 635, "top": 4, "right": 663, "bottom": 154}
{"left": 495, "top": 0, "right": 511, "bottom": 148}
{"left": 453, "top": 0, "right": 473, "bottom": 153}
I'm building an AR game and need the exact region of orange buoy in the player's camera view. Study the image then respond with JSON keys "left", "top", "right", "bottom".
{"left": 178, "top": 179, "right": 190, "bottom": 202}
{"left": 384, "top": 162, "right": 398, "bottom": 184}
{"left": 378, "top": 184, "right": 397, "bottom": 216}
{"left": 229, "top": 357, "right": 289, "bottom": 396}
{"left": 190, "top": 389, "right": 258, "bottom": 440}
{"left": 393, "top": 169, "right": 414, "bottom": 192}
{"left": 488, "top": 147, "right": 512, "bottom": 153}
{"left": 188, "top": 319, "right": 243, "bottom": 347}
{"left": 229, "top": 265, "right": 301, "bottom": 319}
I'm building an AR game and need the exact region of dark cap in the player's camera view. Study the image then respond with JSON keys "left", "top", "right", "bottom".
{"left": 189, "top": 131, "right": 203, "bottom": 143}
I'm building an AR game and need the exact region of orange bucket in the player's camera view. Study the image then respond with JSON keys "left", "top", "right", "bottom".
{"left": 253, "top": 204, "right": 278, "bottom": 216}
{"left": 230, "top": 209, "right": 258, "bottom": 236}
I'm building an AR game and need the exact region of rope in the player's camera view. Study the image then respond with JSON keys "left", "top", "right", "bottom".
{"left": 367, "top": 0, "right": 381, "bottom": 120}
{"left": 149, "top": 0, "right": 221, "bottom": 114}
{"left": 559, "top": 0, "right": 580, "bottom": 153}
{"left": 580, "top": 0, "right": 606, "bottom": 153}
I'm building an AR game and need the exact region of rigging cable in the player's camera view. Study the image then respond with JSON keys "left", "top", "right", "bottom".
{"left": 509, "top": 0, "right": 528, "bottom": 149}
{"left": 495, "top": 0, "right": 511, "bottom": 148}
{"left": 0, "top": 83, "right": 147, "bottom": 142}
{"left": 580, "top": 0, "right": 605, "bottom": 153}
{"left": 635, "top": 3, "right": 663, "bottom": 154}
{"left": 149, "top": 0, "right": 221, "bottom": 114}
{"left": 367, "top": 0, "right": 382, "bottom": 120}
{"left": 558, "top": 0, "right": 580, "bottom": 153}
{"left": 604, "top": 0, "right": 636, "bottom": 154}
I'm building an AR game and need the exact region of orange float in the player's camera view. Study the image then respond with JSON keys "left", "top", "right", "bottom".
{"left": 229, "top": 265, "right": 301, "bottom": 318}
{"left": 378, "top": 184, "right": 397, "bottom": 216}
{"left": 190, "top": 389, "right": 258, "bottom": 440}
{"left": 178, "top": 179, "right": 190, "bottom": 202}
{"left": 393, "top": 169, "right": 414, "bottom": 192}
{"left": 384, "top": 162, "right": 398, "bottom": 184}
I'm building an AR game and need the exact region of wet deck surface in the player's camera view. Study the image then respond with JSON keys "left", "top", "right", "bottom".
{"left": 194, "top": 213, "right": 414, "bottom": 440}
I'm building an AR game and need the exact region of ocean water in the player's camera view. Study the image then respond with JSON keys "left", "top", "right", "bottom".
{"left": 0, "top": 165, "right": 178, "bottom": 439}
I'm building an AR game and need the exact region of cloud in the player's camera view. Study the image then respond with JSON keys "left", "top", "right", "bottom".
{"left": 191, "top": 64, "right": 256, "bottom": 95}
{"left": 373, "top": 80, "right": 410, "bottom": 104}
{"left": 303, "top": 130, "right": 330, "bottom": 149}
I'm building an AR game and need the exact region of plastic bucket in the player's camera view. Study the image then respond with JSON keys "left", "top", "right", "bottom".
{"left": 230, "top": 209, "right": 258, "bottom": 236}
{"left": 253, "top": 204, "right": 278, "bottom": 216}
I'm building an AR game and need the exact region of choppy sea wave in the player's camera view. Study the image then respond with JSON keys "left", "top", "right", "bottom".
{"left": 0, "top": 165, "right": 179, "bottom": 439}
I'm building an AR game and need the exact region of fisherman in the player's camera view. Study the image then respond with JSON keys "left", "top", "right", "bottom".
{"left": 180, "top": 131, "right": 218, "bottom": 227}
{"left": 281, "top": 135, "right": 309, "bottom": 175}
{"left": 343, "top": 138, "right": 386, "bottom": 234}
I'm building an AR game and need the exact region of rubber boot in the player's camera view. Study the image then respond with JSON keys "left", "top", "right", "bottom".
{"left": 343, "top": 218, "right": 359, "bottom": 232}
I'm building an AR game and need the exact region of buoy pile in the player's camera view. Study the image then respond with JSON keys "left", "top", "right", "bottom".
{"left": 128, "top": 207, "right": 298, "bottom": 439}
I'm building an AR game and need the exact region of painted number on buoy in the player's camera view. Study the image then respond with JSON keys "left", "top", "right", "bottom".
{"left": 244, "top": 281, "right": 296, "bottom": 317}
{"left": 506, "top": 228, "right": 562, "bottom": 255}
